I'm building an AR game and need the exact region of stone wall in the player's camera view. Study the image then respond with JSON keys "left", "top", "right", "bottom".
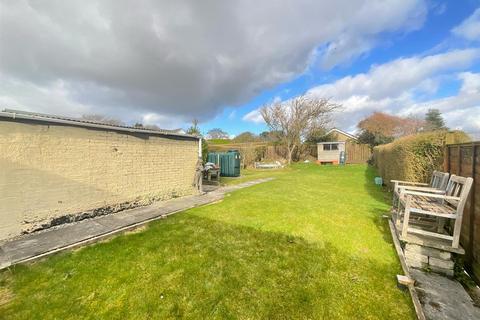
{"left": 0, "top": 119, "right": 199, "bottom": 241}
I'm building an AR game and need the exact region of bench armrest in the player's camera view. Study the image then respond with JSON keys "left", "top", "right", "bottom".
{"left": 403, "top": 190, "right": 461, "bottom": 202}
{"left": 398, "top": 186, "right": 445, "bottom": 193}
{"left": 391, "top": 180, "right": 429, "bottom": 186}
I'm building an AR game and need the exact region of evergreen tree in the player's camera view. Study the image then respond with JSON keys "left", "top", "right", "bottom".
{"left": 424, "top": 109, "right": 446, "bottom": 131}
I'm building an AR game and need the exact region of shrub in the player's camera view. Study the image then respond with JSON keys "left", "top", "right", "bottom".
{"left": 373, "top": 130, "right": 469, "bottom": 187}
{"left": 254, "top": 146, "right": 267, "bottom": 161}
{"left": 207, "top": 139, "right": 232, "bottom": 145}
{"left": 201, "top": 138, "right": 209, "bottom": 162}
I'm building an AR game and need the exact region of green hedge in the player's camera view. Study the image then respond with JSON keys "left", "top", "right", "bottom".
{"left": 373, "top": 131, "right": 470, "bottom": 187}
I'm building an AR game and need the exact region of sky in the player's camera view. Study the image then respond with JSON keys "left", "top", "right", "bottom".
{"left": 1, "top": 0, "right": 480, "bottom": 137}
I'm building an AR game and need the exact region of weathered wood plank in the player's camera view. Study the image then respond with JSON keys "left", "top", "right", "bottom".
{"left": 388, "top": 219, "right": 426, "bottom": 320}
{"left": 407, "top": 227, "right": 454, "bottom": 240}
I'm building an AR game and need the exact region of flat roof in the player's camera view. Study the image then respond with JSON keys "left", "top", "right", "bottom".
{"left": 0, "top": 109, "right": 199, "bottom": 140}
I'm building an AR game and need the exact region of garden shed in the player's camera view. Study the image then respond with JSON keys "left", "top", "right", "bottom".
{"left": 317, "top": 128, "right": 370, "bottom": 164}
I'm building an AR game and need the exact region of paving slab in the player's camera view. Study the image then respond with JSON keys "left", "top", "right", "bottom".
{"left": 0, "top": 177, "right": 274, "bottom": 269}
{"left": 388, "top": 216, "right": 479, "bottom": 320}
{"left": 411, "top": 269, "right": 480, "bottom": 320}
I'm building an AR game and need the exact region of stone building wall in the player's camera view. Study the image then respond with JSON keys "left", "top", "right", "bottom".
{"left": 0, "top": 119, "right": 199, "bottom": 240}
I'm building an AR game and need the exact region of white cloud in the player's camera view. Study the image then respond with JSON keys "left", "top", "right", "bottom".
{"left": 459, "top": 71, "right": 480, "bottom": 93}
{"left": 141, "top": 112, "right": 185, "bottom": 129}
{"left": 242, "top": 109, "right": 264, "bottom": 124}
{"left": 310, "top": 49, "right": 480, "bottom": 132}
{"left": 319, "top": 35, "right": 376, "bottom": 70}
{"left": 244, "top": 49, "right": 480, "bottom": 133}
{"left": 452, "top": 8, "right": 480, "bottom": 41}
{"left": 401, "top": 73, "right": 480, "bottom": 132}
{"left": 0, "top": 0, "right": 426, "bottom": 127}
{"left": 308, "top": 49, "right": 480, "bottom": 102}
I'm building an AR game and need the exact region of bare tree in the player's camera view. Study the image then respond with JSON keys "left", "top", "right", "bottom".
{"left": 186, "top": 119, "right": 201, "bottom": 136}
{"left": 261, "top": 95, "right": 340, "bottom": 164}
{"left": 81, "top": 114, "right": 124, "bottom": 126}
{"left": 206, "top": 128, "right": 229, "bottom": 139}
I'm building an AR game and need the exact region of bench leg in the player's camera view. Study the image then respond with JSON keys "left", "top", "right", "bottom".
{"left": 436, "top": 217, "right": 445, "bottom": 233}
{"left": 452, "top": 214, "right": 462, "bottom": 249}
{"left": 392, "top": 182, "right": 400, "bottom": 208}
{"left": 401, "top": 196, "right": 412, "bottom": 238}
{"left": 395, "top": 195, "right": 404, "bottom": 227}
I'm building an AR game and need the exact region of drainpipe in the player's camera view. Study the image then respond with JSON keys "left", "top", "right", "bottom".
{"left": 198, "top": 138, "right": 202, "bottom": 158}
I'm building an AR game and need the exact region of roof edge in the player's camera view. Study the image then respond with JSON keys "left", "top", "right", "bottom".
{"left": 325, "top": 128, "right": 357, "bottom": 140}
{"left": 0, "top": 109, "right": 199, "bottom": 140}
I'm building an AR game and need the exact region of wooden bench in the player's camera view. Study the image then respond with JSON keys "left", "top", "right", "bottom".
{"left": 391, "top": 171, "right": 449, "bottom": 208}
{"left": 397, "top": 175, "right": 473, "bottom": 249}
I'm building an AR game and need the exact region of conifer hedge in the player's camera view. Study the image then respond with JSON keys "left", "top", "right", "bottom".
{"left": 373, "top": 130, "right": 470, "bottom": 187}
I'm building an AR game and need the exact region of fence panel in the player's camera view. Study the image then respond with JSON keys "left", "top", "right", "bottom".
{"left": 345, "top": 142, "right": 371, "bottom": 164}
{"left": 445, "top": 142, "right": 479, "bottom": 283}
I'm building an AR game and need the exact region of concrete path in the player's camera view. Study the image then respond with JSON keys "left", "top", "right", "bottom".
{"left": 411, "top": 269, "right": 480, "bottom": 320}
{"left": 0, "top": 178, "right": 274, "bottom": 270}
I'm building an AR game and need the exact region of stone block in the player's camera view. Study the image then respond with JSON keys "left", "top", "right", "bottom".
{"left": 406, "top": 257, "right": 428, "bottom": 269}
{"left": 429, "top": 265, "right": 454, "bottom": 277}
{"left": 405, "top": 243, "right": 451, "bottom": 260}
{"left": 405, "top": 250, "right": 428, "bottom": 268}
{"left": 429, "top": 257, "right": 454, "bottom": 270}
{"left": 404, "top": 250, "right": 428, "bottom": 262}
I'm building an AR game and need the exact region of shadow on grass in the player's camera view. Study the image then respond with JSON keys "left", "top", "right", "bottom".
{"left": 0, "top": 212, "right": 413, "bottom": 320}
{"left": 363, "top": 165, "right": 392, "bottom": 205}
{"left": 362, "top": 165, "right": 396, "bottom": 242}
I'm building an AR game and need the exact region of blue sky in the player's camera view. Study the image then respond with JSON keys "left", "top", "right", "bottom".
{"left": 1, "top": 1, "right": 479, "bottom": 136}
{"left": 203, "top": 1, "right": 480, "bottom": 136}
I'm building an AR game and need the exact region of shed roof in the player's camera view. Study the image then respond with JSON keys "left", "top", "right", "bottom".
{"left": 0, "top": 109, "right": 199, "bottom": 140}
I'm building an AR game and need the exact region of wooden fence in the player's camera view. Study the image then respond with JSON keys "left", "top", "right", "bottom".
{"left": 209, "top": 141, "right": 371, "bottom": 166}
{"left": 345, "top": 141, "right": 371, "bottom": 164}
{"left": 208, "top": 142, "right": 312, "bottom": 167}
{"left": 444, "top": 142, "right": 480, "bottom": 283}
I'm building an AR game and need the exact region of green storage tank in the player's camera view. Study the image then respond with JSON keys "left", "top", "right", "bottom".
{"left": 207, "top": 150, "right": 241, "bottom": 177}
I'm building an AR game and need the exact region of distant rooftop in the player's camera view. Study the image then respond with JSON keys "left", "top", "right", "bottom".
{"left": 0, "top": 109, "right": 198, "bottom": 140}
{"left": 325, "top": 128, "right": 358, "bottom": 140}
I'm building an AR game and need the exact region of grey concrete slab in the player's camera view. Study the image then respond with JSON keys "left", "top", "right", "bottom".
{"left": 202, "top": 185, "right": 220, "bottom": 193}
{"left": 4, "top": 221, "right": 110, "bottom": 262}
{"left": 411, "top": 269, "right": 480, "bottom": 320}
{"left": 0, "top": 177, "right": 274, "bottom": 269}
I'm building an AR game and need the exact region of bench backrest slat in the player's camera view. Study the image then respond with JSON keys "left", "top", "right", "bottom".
{"left": 445, "top": 175, "right": 474, "bottom": 210}
{"left": 430, "top": 171, "right": 450, "bottom": 190}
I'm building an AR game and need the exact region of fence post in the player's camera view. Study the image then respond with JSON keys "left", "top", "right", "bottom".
{"left": 457, "top": 146, "right": 462, "bottom": 175}
{"left": 467, "top": 144, "right": 477, "bottom": 268}
{"left": 444, "top": 145, "right": 450, "bottom": 172}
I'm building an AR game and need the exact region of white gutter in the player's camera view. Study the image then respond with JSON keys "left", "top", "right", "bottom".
{"left": 198, "top": 138, "right": 202, "bottom": 158}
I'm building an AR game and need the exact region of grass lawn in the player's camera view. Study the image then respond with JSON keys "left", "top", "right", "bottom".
{"left": 220, "top": 166, "right": 293, "bottom": 185}
{"left": 0, "top": 164, "right": 414, "bottom": 319}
